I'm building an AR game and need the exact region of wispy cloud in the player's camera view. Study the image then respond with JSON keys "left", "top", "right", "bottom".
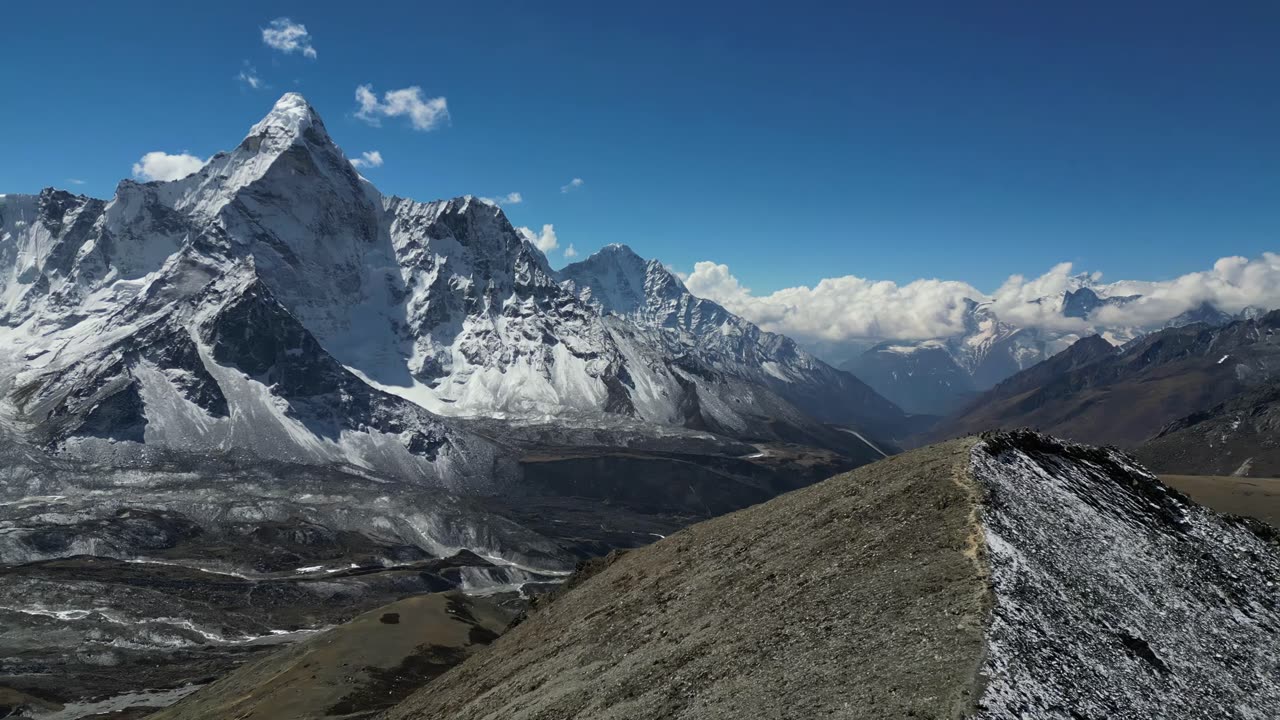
{"left": 237, "top": 63, "right": 263, "bottom": 90}
{"left": 350, "top": 150, "right": 384, "bottom": 169}
{"left": 262, "top": 18, "right": 317, "bottom": 58}
{"left": 564, "top": 244, "right": 578, "bottom": 259}
{"left": 131, "top": 152, "right": 207, "bottom": 182}
{"left": 479, "top": 192, "right": 522, "bottom": 205}
{"left": 560, "top": 177, "right": 584, "bottom": 193}
{"left": 67, "top": 178, "right": 86, "bottom": 186}
{"left": 518, "top": 224, "right": 559, "bottom": 254}
{"left": 355, "top": 85, "right": 449, "bottom": 131}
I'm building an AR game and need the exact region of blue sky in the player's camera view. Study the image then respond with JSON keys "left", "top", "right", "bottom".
{"left": 1, "top": 1, "right": 1276, "bottom": 295}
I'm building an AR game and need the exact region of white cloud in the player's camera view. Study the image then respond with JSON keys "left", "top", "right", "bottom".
{"left": 560, "top": 177, "right": 584, "bottom": 193}
{"left": 131, "top": 151, "right": 207, "bottom": 182}
{"left": 355, "top": 85, "right": 449, "bottom": 131}
{"left": 1092, "top": 253, "right": 1280, "bottom": 327}
{"left": 479, "top": 192, "right": 522, "bottom": 205}
{"left": 682, "top": 253, "right": 1280, "bottom": 345}
{"left": 67, "top": 178, "right": 86, "bottom": 185}
{"left": 684, "top": 262, "right": 981, "bottom": 342}
{"left": 564, "top": 244, "right": 578, "bottom": 259}
{"left": 985, "top": 263, "right": 1100, "bottom": 333}
{"left": 262, "top": 18, "right": 316, "bottom": 59}
{"left": 238, "top": 64, "right": 263, "bottom": 90}
{"left": 517, "top": 224, "right": 558, "bottom": 253}
{"left": 350, "top": 150, "right": 384, "bottom": 169}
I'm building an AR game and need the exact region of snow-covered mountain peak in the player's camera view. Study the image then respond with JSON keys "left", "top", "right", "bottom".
{"left": 155, "top": 92, "right": 358, "bottom": 224}
{"left": 596, "top": 242, "right": 645, "bottom": 260}
{"left": 573, "top": 243, "right": 651, "bottom": 273}
{"left": 557, "top": 243, "right": 663, "bottom": 315}
{"left": 237, "top": 92, "right": 331, "bottom": 162}
{"left": 251, "top": 92, "right": 320, "bottom": 136}
{"left": 0, "top": 94, "right": 911, "bottom": 476}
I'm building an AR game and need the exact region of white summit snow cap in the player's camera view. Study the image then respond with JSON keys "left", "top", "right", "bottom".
{"left": 247, "top": 92, "right": 320, "bottom": 148}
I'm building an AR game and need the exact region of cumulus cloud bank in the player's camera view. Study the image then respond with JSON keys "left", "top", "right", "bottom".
{"left": 132, "top": 152, "right": 207, "bottom": 182}
{"left": 684, "top": 262, "right": 981, "bottom": 341}
{"left": 355, "top": 85, "right": 449, "bottom": 131}
{"left": 683, "top": 253, "right": 1280, "bottom": 343}
{"left": 1095, "top": 254, "right": 1280, "bottom": 327}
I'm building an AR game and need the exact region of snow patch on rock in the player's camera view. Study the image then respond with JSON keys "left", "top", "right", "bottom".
{"left": 971, "top": 433, "right": 1280, "bottom": 718}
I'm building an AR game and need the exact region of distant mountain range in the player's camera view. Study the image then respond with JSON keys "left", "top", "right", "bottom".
{"left": 925, "top": 310, "right": 1280, "bottom": 471}
{"left": 841, "top": 285, "right": 1269, "bottom": 416}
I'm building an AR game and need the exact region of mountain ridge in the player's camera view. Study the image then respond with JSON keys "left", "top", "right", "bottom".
{"left": 927, "top": 311, "right": 1280, "bottom": 448}
{"left": 0, "top": 93, "right": 905, "bottom": 482}
{"left": 371, "top": 432, "right": 1280, "bottom": 719}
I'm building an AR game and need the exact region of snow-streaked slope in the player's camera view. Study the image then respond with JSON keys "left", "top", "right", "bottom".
{"left": 373, "top": 195, "right": 623, "bottom": 418}
{"left": 560, "top": 244, "right": 907, "bottom": 433}
{"left": 972, "top": 432, "right": 1280, "bottom": 717}
{"left": 1, "top": 249, "right": 511, "bottom": 488}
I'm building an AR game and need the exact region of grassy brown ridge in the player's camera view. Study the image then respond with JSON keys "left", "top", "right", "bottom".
{"left": 382, "top": 440, "right": 990, "bottom": 720}
{"left": 146, "top": 591, "right": 512, "bottom": 720}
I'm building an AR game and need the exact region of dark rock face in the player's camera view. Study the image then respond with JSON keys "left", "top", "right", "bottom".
{"left": 1061, "top": 287, "right": 1140, "bottom": 319}
{"left": 200, "top": 277, "right": 449, "bottom": 455}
